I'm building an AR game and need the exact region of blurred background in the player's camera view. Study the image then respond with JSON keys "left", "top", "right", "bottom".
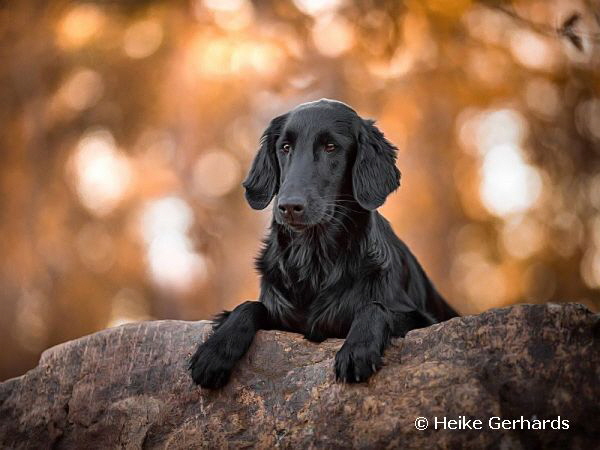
{"left": 1, "top": 0, "right": 599, "bottom": 380}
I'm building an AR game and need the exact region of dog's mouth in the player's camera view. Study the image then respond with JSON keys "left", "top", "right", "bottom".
{"left": 275, "top": 212, "right": 311, "bottom": 230}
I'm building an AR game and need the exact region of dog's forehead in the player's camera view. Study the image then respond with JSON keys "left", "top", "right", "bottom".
{"left": 284, "top": 101, "right": 358, "bottom": 135}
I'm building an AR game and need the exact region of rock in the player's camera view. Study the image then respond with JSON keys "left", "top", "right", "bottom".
{"left": 0, "top": 303, "right": 598, "bottom": 449}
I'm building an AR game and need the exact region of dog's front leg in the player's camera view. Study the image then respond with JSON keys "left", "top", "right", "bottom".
{"left": 334, "top": 302, "right": 392, "bottom": 383}
{"left": 189, "top": 301, "right": 270, "bottom": 389}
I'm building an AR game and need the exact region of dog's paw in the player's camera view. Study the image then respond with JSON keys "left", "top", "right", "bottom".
{"left": 334, "top": 342, "right": 382, "bottom": 383}
{"left": 188, "top": 339, "right": 233, "bottom": 389}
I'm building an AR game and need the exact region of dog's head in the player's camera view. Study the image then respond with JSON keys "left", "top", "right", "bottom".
{"left": 242, "top": 99, "right": 400, "bottom": 231}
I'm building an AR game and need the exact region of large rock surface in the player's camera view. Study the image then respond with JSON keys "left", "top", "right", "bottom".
{"left": 0, "top": 303, "right": 598, "bottom": 449}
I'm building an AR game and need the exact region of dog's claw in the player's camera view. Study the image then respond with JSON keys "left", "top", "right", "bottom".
{"left": 335, "top": 342, "right": 382, "bottom": 384}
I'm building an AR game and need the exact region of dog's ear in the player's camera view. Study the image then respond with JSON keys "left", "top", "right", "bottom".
{"left": 242, "top": 114, "right": 287, "bottom": 210}
{"left": 352, "top": 119, "right": 401, "bottom": 210}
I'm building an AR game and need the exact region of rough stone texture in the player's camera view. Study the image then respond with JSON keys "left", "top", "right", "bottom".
{"left": 0, "top": 303, "right": 598, "bottom": 449}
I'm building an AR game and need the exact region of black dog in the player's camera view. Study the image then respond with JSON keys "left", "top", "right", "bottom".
{"left": 189, "top": 99, "right": 458, "bottom": 388}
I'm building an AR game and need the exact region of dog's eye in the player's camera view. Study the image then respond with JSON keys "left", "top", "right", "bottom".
{"left": 281, "top": 144, "right": 291, "bottom": 153}
{"left": 325, "top": 143, "right": 336, "bottom": 152}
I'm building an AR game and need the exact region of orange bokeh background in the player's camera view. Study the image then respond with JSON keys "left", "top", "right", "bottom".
{"left": 1, "top": 0, "right": 599, "bottom": 380}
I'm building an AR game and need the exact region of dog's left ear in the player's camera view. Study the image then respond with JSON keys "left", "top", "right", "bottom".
{"left": 352, "top": 119, "right": 401, "bottom": 210}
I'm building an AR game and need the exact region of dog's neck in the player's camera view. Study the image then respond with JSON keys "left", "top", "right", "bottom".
{"left": 266, "top": 206, "right": 372, "bottom": 295}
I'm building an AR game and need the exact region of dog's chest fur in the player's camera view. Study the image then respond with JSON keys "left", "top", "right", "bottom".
{"left": 258, "top": 219, "right": 390, "bottom": 340}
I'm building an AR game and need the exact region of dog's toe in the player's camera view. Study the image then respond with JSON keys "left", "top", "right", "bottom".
{"left": 334, "top": 347, "right": 353, "bottom": 382}
{"left": 334, "top": 343, "right": 381, "bottom": 383}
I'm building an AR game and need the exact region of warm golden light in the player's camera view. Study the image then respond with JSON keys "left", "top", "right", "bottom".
{"left": 123, "top": 19, "right": 164, "bottom": 59}
{"left": 312, "top": 15, "right": 355, "bottom": 57}
{"left": 139, "top": 197, "right": 207, "bottom": 291}
{"left": 509, "top": 30, "right": 559, "bottom": 71}
{"left": 293, "top": 0, "right": 345, "bottom": 16}
{"left": 188, "top": 33, "right": 285, "bottom": 78}
{"left": 56, "top": 4, "right": 105, "bottom": 49}
{"left": 193, "top": 151, "right": 241, "bottom": 199}
{"left": 479, "top": 143, "right": 542, "bottom": 217}
{"left": 501, "top": 216, "right": 545, "bottom": 259}
{"left": 58, "top": 68, "right": 104, "bottom": 111}
{"left": 69, "top": 129, "right": 133, "bottom": 216}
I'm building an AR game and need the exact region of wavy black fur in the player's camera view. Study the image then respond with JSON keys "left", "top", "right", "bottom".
{"left": 190, "top": 99, "right": 458, "bottom": 388}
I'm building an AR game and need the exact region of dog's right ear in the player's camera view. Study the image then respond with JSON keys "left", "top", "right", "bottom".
{"left": 242, "top": 114, "right": 287, "bottom": 210}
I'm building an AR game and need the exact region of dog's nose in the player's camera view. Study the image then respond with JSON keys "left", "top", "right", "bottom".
{"left": 277, "top": 197, "right": 306, "bottom": 220}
